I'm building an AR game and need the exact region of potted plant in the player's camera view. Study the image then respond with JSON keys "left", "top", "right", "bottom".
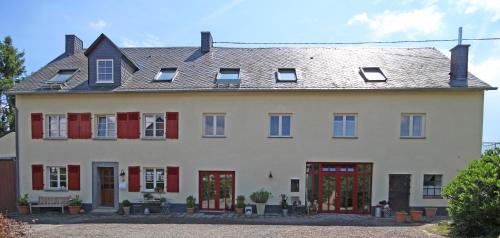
{"left": 409, "top": 210, "right": 423, "bottom": 221}
{"left": 395, "top": 211, "right": 407, "bottom": 222}
{"left": 122, "top": 200, "right": 131, "bottom": 215}
{"left": 280, "top": 194, "right": 289, "bottom": 216}
{"left": 68, "top": 195, "right": 82, "bottom": 215}
{"left": 16, "top": 194, "right": 29, "bottom": 215}
{"left": 250, "top": 189, "right": 271, "bottom": 215}
{"left": 424, "top": 207, "right": 437, "bottom": 217}
{"left": 186, "top": 195, "right": 196, "bottom": 213}
{"left": 235, "top": 195, "right": 245, "bottom": 215}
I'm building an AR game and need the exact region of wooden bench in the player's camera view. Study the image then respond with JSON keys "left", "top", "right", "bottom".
{"left": 30, "top": 196, "right": 71, "bottom": 214}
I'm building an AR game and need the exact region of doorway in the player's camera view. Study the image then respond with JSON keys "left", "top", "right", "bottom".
{"left": 199, "top": 171, "right": 235, "bottom": 211}
{"left": 92, "top": 162, "right": 118, "bottom": 209}
{"left": 99, "top": 167, "right": 114, "bottom": 207}
{"left": 388, "top": 174, "right": 411, "bottom": 212}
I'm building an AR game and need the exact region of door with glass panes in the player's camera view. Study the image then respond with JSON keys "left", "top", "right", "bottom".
{"left": 199, "top": 171, "right": 234, "bottom": 211}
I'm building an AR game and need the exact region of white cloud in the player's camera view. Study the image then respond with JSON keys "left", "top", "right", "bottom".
{"left": 121, "top": 34, "right": 163, "bottom": 47}
{"left": 469, "top": 58, "right": 500, "bottom": 86}
{"left": 89, "top": 20, "right": 107, "bottom": 30}
{"left": 347, "top": 6, "right": 444, "bottom": 38}
{"left": 458, "top": 0, "right": 500, "bottom": 21}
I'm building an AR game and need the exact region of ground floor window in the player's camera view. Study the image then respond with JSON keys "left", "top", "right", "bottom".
{"left": 144, "top": 168, "right": 165, "bottom": 192}
{"left": 423, "top": 174, "right": 442, "bottom": 198}
{"left": 290, "top": 179, "right": 300, "bottom": 192}
{"left": 47, "top": 166, "right": 67, "bottom": 189}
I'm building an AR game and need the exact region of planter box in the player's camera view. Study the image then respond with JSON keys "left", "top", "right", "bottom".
{"left": 68, "top": 206, "right": 80, "bottom": 215}
{"left": 17, "top": 206, "right": 29, "bottom": 215}
{"left": 424, "top": 207, "right": 437, "bottom": 217}
{"left": 395, "top": 212, "right": 407, "bottom": 222}
{"left": 410, "top": 211, "right": 423, "bottom": 221}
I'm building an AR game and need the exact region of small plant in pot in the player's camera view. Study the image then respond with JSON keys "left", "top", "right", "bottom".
{"left": 395, "top": 211, "right": 407, "bottom": 222}
{"left": 122, "top": 200, "right": 131, "bottom": 215}
{"left": 250, "top": 189, "right": 271, "bottom": 216}
{"left": 409, "top": 210, "right": 423, "bottom": 221}
{"left": 68, "top": 195, "right": 82, "bottom": 215}
{"left": 186, "top": 195, "right": 196, "bottom": 214}
{"left": 280, "top": 194, "right": 289, "bottom": 216}
{"left": 235, "top": 195, "right": 245, "bottom": 215}
{"left": 16, "top": 194, "right": 29, "bottom": 215}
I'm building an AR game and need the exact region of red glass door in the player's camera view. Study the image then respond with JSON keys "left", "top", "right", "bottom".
{"left": 199, "top": 171, "right": 234, "bottom": 211}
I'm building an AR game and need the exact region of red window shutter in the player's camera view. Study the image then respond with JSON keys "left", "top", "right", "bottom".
{"left": 67, "top": 113, "right": 80, "bottom": 139}
{"left": 117, "top": 113, "right": 128, "bottom": 139}
{"left": 167, "top": 166, "right": 179, "bottom": 192}
{"left": 128, "top": 166, "right": 140, "bottom": 192}
{"left": 79, "top": 113, "right": 92, "bottom": 139}
{"left": 68, "top": 165, "right": 80, "bottom": 191}
{"left": 31, "top": 113, "right": 43, "bottom": 139}
{"left": 166, "top": 112, "right": 179, "bottom": 139}
{"left": 32, "top": 164, "right": 44, "bottom": 190}
{"left": 127, "top": 112, "right": 140, "bottom": 139}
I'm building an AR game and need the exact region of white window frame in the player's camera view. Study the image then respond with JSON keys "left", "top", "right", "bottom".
{"left": 333, "top": 114, "right": 358, "bottom": 138}
{"left": 400, "top": 113, "right": 426, "bottom": 138}
{"left": 46, "top": 114, "right": 67, "bottom": 139}
{"left": 47, "top": 166, "right": 67, "bottom": 190}
{"left": 217, "top": 68, "right": 240, "bottom": 80}
{"left": 203, "top": 113, "right": 226, "bottom": 137}
{"left": 95, "top": 114, "right": 116, "bottom": 139}
{"left": 143, "top": 113, "right": 165, "bottom": 139}
{"left": 143, "top": 167, "right": 165, "bottom": 192}
{"left": 269, "top": 113, "right": 292, "bottom": 138}
{"left": 423, "top": 174, "right": 443, "bottom": 198}
{"left": 154, "top": 68, "right": 177, "bottom": 81}
{"left": 96, "top": 59, "right": 114, "bottom": 83}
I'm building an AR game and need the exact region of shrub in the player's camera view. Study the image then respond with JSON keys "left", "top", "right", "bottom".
{"left": 16, "top": 194, "right": 28, "bottom": 206}
{"left": 442, "top": 149, "right": 500, "bottom": 237}
{"left": 186, "top": 196, "right": 196, "bottom": 208}
{"left": 159, "top": 197, "right": 167, "bottom": 203}
{"left": 236, "top": 195, "right": 245, "bottom": 208}
{"left": 250, "top": 189, "right": 271, "bottom": 203}
{"left": 280, "top": 194, "right": 288, "bottom": 209}
{"left": 121, "top": 200, "right": 131, "bottom": 207}
{"left": 68, "top": 195, "right": 82, "bottom": 206}
{"left": 0, "top": 213, "right": 28, "bottom": 237}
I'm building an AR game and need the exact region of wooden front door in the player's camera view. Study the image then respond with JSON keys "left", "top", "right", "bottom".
{"left": 388, "top": 174, "right": 411, "bottom": 212}
{"left": 199, "top": 171, "right": 235, "bottom": 211}
{"left": 99, "top": 167, "right": 114, "bottom": 207}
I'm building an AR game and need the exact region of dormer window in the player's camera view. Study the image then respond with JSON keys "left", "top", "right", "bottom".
{"left": 96, "top": 59, "right": 114, "bottom": 83}
{"left": 277, "top": 68, "right": 297, "bottom": 82}
{"left": 155, "top": 68, "right": 177, "bottom": 81}
{"left": 47, "top": 69, "right": 77, "bottom": 84}
{"left": 218, "top": 68, "right": 240, "bottom": 80}
{"left": 359, "top": 67, "right": 387, "bottom": 82}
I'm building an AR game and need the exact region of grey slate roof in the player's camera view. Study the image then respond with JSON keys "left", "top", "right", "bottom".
{"left": 10, "top": 46, "right": 494, "bottom": 94}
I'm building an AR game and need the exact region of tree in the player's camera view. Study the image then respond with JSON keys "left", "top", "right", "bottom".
{"left": 0, "top": 36, "right": 25, "bottom": 136}
{"left": 442, "top": 148, "right": 500, "bottom": 237}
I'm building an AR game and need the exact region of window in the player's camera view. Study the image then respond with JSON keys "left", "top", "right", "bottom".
{"left": 333, "top": 114, "right": 357, "bottom": 137}
{"left": 47, "top": 114, "right": 67, "bottom": 138}
{"left": 291, "top": 179, "right": 299, "bottom": 192}
{"left": 97, "top": 59, "right": 113, "bottom": 83}
{"left": 203, "top": 114, "right": 225, "bottom": 137}
{"left": 47, "top": 166, "right": 67, "bottom": 189}
{"left": 47, "top": 69, "right": 76, "bottom": 84}
{"left": 269, "top": 114, "right": 291, "bottom": 137}
{"left": 359, "top": 67, "right": 387, "bottom": 82}
{"left": 155, "top": 68, "right": 177, "bottom": 81}
{"left": 277, "top": 68, "right": 297, "bottom": 81}
{"left": 96, "top": 115, "right": 116, "bottom": 138}
{"left": 144, "top": 114, "right": 165, "bottom": 138}
{"left": 401, "top": 114, "right": 425, "bottom": 138}
{"left": 423, "top": 175, "right": 442, "bottom": 198}
{"left": 217, "top": 68, "right": 240, "bottom": 80}
{"left": 144, "top": 168, "right": 165, "bottom": 192}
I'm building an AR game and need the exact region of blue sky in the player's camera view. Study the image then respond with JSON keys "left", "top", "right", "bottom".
{"left": 1, "top": 0, "right": 498, "bottom": 140}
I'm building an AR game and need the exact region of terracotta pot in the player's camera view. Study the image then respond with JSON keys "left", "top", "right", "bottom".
{"left": 424, "top": 207, "right": 437, "bottom": 217}
{"left": 395, "top": 212, "right": 407, "bottom": 222}
{"left": 410, "top": 211, "right": 423, "bottom": 221}
{"left": 235, "top": 207, "right": 244, "bottom": 214}
{"left": 17, "top": 206, "right": 29, "bottom": 215}
{"left": 186, "top": 207, "right": 195, "bottom": 214}
{"left": 68, "top": 206, "right": 81, "bottom": 215}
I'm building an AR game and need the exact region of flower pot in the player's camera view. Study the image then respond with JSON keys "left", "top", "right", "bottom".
{"left": 186, "top": 207, "right": 195, "bottom": 214}
{"left": 395, "top": 212, "right": 407, "bottom": 222}
{"left": 424, "top": 207, "right": 437, "bottom": 217}
{"left": 410, "top": 211, "right": 423, "bottom": 221}
{"left": 235, "top": 207, "right": 244, "bottom": 215}
{"left": 17, "top": 206, "right": 29, "bottom": 215}
{"left": 282, "top": 209, "right": 288, "bottom": 216}
{"left": 123, "top": 207, "right": 130, "bottom": 215}
{"left": 255, "top": 203, "right": 266, "bottom": 215}
{"left": 68, "top": 206, "right": 81, "bottom": 215}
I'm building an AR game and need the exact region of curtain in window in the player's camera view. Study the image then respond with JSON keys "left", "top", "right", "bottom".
{"left": 334, "top": 116, "right": 343, "bottom": 136}
{"left": 412, "top": 115, "right": 422, "bottom": 137}
{"left": 281, "top": 116, "right": 291, "bottom": 136}
{"left": 270, "top": 116, "right": 280, "bottom": 136}
{"left": 345, "top": 116, "right": 356, "bottom": 136}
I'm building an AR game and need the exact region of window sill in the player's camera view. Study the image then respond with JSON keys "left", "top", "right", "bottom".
{"left": 93, "top": 137, "right": 117, "bottom": 141}
{"left": 44, "top": 189, "right": 69, "bottom": 192}
{"left": 141, "top": 191, "right": 166, "bottom": 194}
{"left": 268, "top": 136, "right": 293, "bottom": 138}
{"left": 141, "top": 137, "right": 165, "bottom": 141}
{"left": 332, "top": 136, "right": 358, "bottom": 139}
{"left": 43, "top": 137, "right": 67, "bottom": 141}
{"left": 423, "top": 196, "right": 443, "bottom": 199}
{"left": 202, "top": 136, "right": 226, "bottom": 138}
{"left": 95, "top": 81, "right": 114, "bottom": 84}
{"left": 400, "top": 136, "right": 426, "bottom": 139}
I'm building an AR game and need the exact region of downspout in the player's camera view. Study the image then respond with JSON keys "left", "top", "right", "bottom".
{"left": 15, "top": 106, "right": 20, "bottom": 198}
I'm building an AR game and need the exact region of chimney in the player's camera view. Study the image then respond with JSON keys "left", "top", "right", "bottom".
{"left": 65, "top": 35, "right": 83, "bottom": 56}
{"left": 449, "top": 27, "right": 469, "bottom": 87}
{"left": 201, "top": 31, "right": 213, "bottom": 54}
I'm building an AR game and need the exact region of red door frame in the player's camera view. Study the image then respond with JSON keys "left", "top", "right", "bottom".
{"left": 198, "top": 171, "right": 235, "bottom": 211}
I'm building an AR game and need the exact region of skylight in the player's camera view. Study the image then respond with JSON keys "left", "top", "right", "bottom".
{"left": 218, "top": 68, "right": 240, "bottom": 80}
{"left": 359, "top": 67, "right": 387, "bottom": 82}
{"left": 155, "top": 68, "right": 177, "bottom": 81}
{"left": 47, "top": 69, "right": 77, "bottom": 84}
{"left": 277, "top": 68, "right": 297, "bottom": 81}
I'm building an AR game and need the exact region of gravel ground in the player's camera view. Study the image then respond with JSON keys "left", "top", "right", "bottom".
{"left": 29, "top": 223, "right": 442, "bottom": 238}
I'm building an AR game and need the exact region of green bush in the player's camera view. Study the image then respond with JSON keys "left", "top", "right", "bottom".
{"left": 250, "top": 189, "right": 271, "bottom": 203}
{"left": 186, "top": 195, "right": 196, "bottom": 208}
{"left": 68, "top": 195, "right": 82, "bottom": 206}
{"left": 442, "top": 149, "right": 500, "bottom": 237}
{"left": 121, "top": 200, "right": 131, "bottom": 207}
{"left": 236, "top": 195, "right": 245, "bottom": 208}
{"left": 16, "top": 194, "right": 28, "bottom": 206}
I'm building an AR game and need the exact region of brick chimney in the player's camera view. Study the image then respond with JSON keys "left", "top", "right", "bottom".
{"left": 449, "top": 27, "right": 469, "bottom": 87}
{"left": 65, "top": 35, "right": 83, "bottom": 56}
{"left": 201, "top": 31, "right": 213, "bottom": 54}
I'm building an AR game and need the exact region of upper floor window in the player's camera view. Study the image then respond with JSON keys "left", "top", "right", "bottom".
{"left": 47, "top": 166, "right": 67, "bottom": 190}
{"left": 359, "top": 67, "right": 387, "bottom": 82}
{"left": 97, "top": 59, "right": 113, "bottom": 83}
{"left": 144, "top": 114, "right": 165, "bottom": 138}
{"left": 155, "top": 68, "right": 177, "bottom": 81}
{"left": 144, "top": 168, "right": 165, "bottom": 192}
{"left": 46, "top": 114, "right": 67, "bottom": 138}
{"left": 47, "top": 69, "right": 77, "bottom": 84}
{"left": 277, "top": 68, "right": 297, "bottom": 82}
{"left": 203, "top": 114, "right": 225, "bottom": 137}
{"left": 400, "top": 113, "right": 425, "bottom": 138}
{"left": 423, "top": 174, "right": 442, "bottom": 198}
{"left": 218, "top": 68, "right": 240, "bottom": 80}
{"left": 96, "top": 115, "right": 116, "bottom": 138}
{"left": 333, "top": 114, "right": 357, "bottom": 137}
{"left": 269, "top": 114, "right": 291, "bottom": 137}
